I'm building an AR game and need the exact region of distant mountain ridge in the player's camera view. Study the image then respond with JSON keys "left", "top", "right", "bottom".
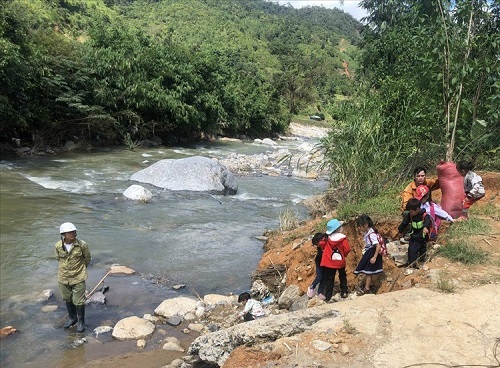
{"left": 1, "top": 0, "right": 361, "bottom": 145}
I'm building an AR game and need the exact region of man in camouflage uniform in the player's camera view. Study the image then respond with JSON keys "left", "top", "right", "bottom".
{"left": 55, "top": 222, "right": 91, "bottom": 332}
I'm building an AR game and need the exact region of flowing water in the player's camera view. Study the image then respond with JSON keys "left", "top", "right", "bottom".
{"left": 0, "top": 140, "right": 328, "bottom": 367}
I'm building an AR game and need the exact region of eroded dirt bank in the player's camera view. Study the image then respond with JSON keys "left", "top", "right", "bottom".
{"left": 223, "top": 172, "right": 500, "bottom": 367}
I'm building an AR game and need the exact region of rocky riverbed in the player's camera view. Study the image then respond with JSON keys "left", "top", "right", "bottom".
{"left": 74, "top": 172, "right": 500, "bottom": 368}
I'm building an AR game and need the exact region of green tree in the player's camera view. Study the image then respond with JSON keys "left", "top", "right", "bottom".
{"left": 359, "top": 0, "right": 499, "bottom": 163}
{"left": 1, "top": 0, "right": 363, "bottom": 146}
{"left": 321, "top": 0, "right": 499, "bottom": 202}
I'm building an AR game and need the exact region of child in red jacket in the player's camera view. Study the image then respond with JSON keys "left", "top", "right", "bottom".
{"left": 317, "top": 219, "right": 351, "bottom": 301}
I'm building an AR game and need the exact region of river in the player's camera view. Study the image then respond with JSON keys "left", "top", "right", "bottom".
{"left": 0, "top": 138, "right": 328, "bottom": 367}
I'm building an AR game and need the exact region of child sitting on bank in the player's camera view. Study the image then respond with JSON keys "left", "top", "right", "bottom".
{"left": 237, "top": 292, "right": 265, "bottom": 322}
{"left": 456, "top": 161, "right": 486, "bottom": 218}
{"left": 397, "top": 198, "right": 431, "bottom": 268}
{"left": 354, "top": 214, "right": 383, "bottom": 295}
{"left": 307, "top": 232, "right": 326, "bottom": 298}
{"left": 317, "top": 219, "right": 351, "bottom": 301}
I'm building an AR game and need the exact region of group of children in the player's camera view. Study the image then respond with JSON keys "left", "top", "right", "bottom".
{"left": 304, "top": 160, "right": 486, "bottom": 300}
{"left": 237, "top": 160, "right": 486, "bottom": 318}
{"left": 398, "top": 160, "right": 486, "bottom": 267}
{"left": 305, "top": 215, "right": 384, "bottom": 301}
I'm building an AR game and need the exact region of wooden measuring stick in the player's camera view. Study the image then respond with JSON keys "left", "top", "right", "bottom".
{"left": 78, "top": 269, "right": 113, "bottom": 304}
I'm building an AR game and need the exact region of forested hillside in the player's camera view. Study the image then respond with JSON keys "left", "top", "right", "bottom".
{"left": 0, "top": 0, "right": 361, "bottom": 147}
{"left": 2, "top": 0, "right": 497, "bottom": 203}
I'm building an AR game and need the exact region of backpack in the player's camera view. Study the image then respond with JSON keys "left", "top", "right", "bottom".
{"left": 371, "top": 232, "right": 388, "bottom": 256}
{"left": 427, "top": 203, "right": 440, "bottom": 240}
{"left": 377, "top": 233, "right": 388, "bottom": 256}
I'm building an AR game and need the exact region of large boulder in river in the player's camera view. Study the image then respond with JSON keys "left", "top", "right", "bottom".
{"left": 130, "top": 156, "right": 238, "bottom": 195}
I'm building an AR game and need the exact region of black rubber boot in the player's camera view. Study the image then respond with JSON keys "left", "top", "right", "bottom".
{"left": 63, "top": 302, "right": 78, "bottom": 329}
{"left": 76, "top": 306, "right": 86, "bottom": 333}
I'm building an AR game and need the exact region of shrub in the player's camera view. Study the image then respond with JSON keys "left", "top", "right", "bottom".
{"left": 279, "top": 206, "right": 299, "bottom": 232}
{"left": 437, "top": 242, "right": 489, "bottom": 265}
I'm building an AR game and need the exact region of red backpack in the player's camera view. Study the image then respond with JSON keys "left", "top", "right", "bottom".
{"left": 372, "top": 232, "right": 388, "bottom": 256}
{"left": 427, "top": 203, "right": 440, "bottom": 240}
{"left": 378, "top": 233, "right": 388, "bottom": 256}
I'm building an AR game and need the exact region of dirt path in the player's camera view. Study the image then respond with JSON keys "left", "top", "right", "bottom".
{"left": 224, "top": 284, "right": 500, "bottom": 368}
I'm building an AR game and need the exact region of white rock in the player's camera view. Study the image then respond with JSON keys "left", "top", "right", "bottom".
{"left": 94, "top": 326, "right": 113, "bottom": 336}
{"left": 41, "top": 305, "right": 58, "bottom": 312}
{"left": 143, "top": 313, "right": 159, "bottom": 323}
{"left": 130, "top": 156, "right": 237, "bottom": 195}
{"left": 297, "top": 142, "right": 314, "bottom": 152}
{"left": 312, "top": 339, "right": 332, "bottom": 351}
{"left": 188, "top": 323, "right": 205, "bottom": 333}
{"left": 38, "top": 289, "right": 54, "bottom": 302}
{"left": 112, "top": 316, "right": 155, "bottom": 341}
{"left": 155, "top": 297, "right": 198, "bottom": 318}
{"left": 163, "top": 342, "right": 185, "bottom": 352}
{"left": 109, "top": 264, "right": 136, "bottom": 274}
{"left": 203, "top": 294, "right": 232, "bottom": 305}
{"left": 137, "top": 339, "right": 147, "bottom": 349}
{"left": 262, "top": 138, "right": 277, "bottom": 146}
{"left": 339, "top": 343, "right": 350, "bottom": 355}
{"left": 123, "top": 184, "right": 153, "bottom": 202}
{"left": 195, "top": 307, "right": 206, "bottom": 318}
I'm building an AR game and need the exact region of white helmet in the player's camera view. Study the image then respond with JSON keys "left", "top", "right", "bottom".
{"left": 60, "top": 222, "right": 77, "bottom": 234}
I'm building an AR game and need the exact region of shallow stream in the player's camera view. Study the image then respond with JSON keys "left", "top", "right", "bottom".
{"left": 0, "top": 139, "right": 328, "bottom": 367}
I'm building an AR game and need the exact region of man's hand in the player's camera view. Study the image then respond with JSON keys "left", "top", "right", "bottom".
{"left": 423, "top": 228, "right": 429, "bottom": 235}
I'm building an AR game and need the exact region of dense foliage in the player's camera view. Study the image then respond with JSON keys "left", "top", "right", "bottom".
{"left": 321, "top": 0, "right": 499, "bottom": 200}
{"left": 0, "top": 0, "right": 361, "bottom": 147}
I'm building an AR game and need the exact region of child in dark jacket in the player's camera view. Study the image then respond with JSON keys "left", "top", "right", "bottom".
{"left": 307, "top": 232, "right": 327, "bottom": 298}
{"left": 317, "top": 219, "right": 351, "bottom": 301}
{"left": 397, "top": 198, "right": 431, "bottom": 267}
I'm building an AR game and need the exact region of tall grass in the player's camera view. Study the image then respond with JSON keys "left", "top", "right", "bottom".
{"left": 279, "top": 206, "right": 299, "bottom": 232}
{"left": 469, "top": 198, "right": 500, "bottom": 218}
{"left": 443, "top": 218, "right": 490, "bottom": 239}
{"left": 319, "top": 102, "right": 413, "bottom": 203}
{"left": 434, "top": 271, "right": 457, "bottom": 293}
{"left": 437, "top": 241, "right": 489, "bottom": 264}
{"left": 337, "top": 187, "right": 401, "bottom": 219}
{"left": 438, "top": 218, "right": 490, "bottom": 265}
